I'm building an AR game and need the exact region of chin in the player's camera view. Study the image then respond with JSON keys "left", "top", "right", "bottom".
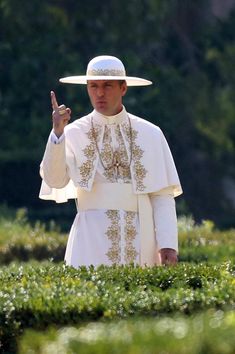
{"left": 96, "top": 107, "right": 110, "bottom": 115}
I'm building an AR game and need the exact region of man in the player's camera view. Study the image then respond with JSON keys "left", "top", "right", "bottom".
{"left": 39, "top": 55, "right": 183, "bottom": 268}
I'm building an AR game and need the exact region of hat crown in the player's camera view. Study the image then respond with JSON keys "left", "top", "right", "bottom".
{"left": 86, "top": 55, "right": 126, "bottom": 77}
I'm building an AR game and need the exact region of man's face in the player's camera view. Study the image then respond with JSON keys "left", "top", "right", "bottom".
{"left": 87, "top": 80, "right": 127, "bottom": 116}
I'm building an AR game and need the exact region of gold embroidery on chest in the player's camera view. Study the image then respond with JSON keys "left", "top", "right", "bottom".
{"left": 105, "top": 210, "right": 121, "bottom": 263}
{"left": 100, "top": 126, "right": 115, "bottom": 182}
{"left": 123, "top": 124, "right": 147, "bottom": 191}
{"left": 79, "top": 125, "right": 101, "bottom": 187}
{"left": 100, "top": 126, "right": 131, "bottom": 182}
{"left": 124, "top": 211, "right": 138, "bottom": 263}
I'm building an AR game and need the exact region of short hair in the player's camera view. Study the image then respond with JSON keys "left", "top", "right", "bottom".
{"left": 119, "top": 80, "right": 126, "bottom": 86}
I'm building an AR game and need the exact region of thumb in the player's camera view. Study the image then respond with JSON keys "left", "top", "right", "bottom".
{"left": 66, "top": 107, "right": 71, "bottom": 115}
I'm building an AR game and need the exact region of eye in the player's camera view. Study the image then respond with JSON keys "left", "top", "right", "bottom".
{"left": 88, "top": 82, "right": 97, "bottom": 88}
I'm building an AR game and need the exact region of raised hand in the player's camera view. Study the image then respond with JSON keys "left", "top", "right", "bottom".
{"left": 51, "top": 91, "right": 71, "bottom": 138}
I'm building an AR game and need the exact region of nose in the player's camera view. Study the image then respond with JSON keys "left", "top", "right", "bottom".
{"left": 97, "top": 87, "right": 105, "bottom": 97}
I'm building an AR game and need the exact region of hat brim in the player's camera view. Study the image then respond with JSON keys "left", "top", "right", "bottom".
{"left": 59, "top": 75, "right": 152, "bottom": 86}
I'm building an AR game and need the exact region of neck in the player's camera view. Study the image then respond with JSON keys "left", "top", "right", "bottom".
{"left": 102, "top": 105, "right": 123, "bottom": 118}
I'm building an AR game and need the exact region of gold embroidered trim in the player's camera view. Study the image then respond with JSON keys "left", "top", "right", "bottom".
{"left": 105, "top": 210, "right": 121, "bottom": 264}
{"left": 79, "top": 125, "right": 101, "bottom": 188}
{"left": 99, "top": 126, "right": 132, "bottom": 182}
{"left": 115, "top": 126, "right": 132, "bottom": 181}
{"left": 101, "top": 126, "right": 115, "bottom": 182}
{"left": 78, "top": 115, "right": 147, "bottom": 190}
{"left": 123, "top": 124, "right": 147, "bottom": 191}
{"left": 124, "top": 211, "right": 138, "bottom": 263}
{"left": 87, "top": 68, "right": 125, "bottom": 77}
{"left": 105, "top": 210, "right": 138, "bottom": 264}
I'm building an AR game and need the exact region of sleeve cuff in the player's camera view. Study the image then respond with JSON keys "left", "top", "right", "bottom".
{"left": 50, "top": 131, "right": 65, "bottom": 144}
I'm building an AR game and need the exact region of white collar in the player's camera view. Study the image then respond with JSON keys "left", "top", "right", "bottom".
{"left": 92, "top": 106, "right": 128, "bottom": 125}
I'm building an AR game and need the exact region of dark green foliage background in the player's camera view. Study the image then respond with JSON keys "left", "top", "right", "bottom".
{"left": 1, "top": 0, "right": 235, "bottom": 227}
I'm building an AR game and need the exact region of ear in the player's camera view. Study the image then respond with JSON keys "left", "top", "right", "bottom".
{"left": 121, "top": 81, "right": 128, "bottom": 96}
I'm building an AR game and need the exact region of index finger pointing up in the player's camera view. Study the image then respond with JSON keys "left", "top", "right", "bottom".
{"left": 50, "top": 91, "right": 59, "bottom": 110}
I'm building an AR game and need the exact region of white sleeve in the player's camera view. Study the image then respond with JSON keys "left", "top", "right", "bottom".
{"left": 40, "top": 131, "right": 69, "bottom": 188}
{"left": 50, "top": 131, "right": 65, "bottom": 144}
{"left": 149, "top": 189, "right": 178, "bottom": 252}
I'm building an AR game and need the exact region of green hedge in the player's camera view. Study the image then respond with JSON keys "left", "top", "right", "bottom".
{"left": 0, "top": 209, "right": 235, "bottom": 264}
{"left": 0, "top": 208, "right": 67, "bottom": 264}
{"left": 178, "top": 217, "right": 235, "bottom": 263}
{"left": 19, "top": 310, "right": 235, "bottom": 354}
{"left": 0, "top": 262, "right": 235, "bottom": 353}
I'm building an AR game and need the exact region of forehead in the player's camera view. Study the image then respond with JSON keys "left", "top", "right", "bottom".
{"left": 87, "top": 80, "right": 120, "bottom": 85}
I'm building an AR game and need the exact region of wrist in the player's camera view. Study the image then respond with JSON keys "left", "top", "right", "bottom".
{"left": 53, "top": 128, "right": 64, "bottom": 138}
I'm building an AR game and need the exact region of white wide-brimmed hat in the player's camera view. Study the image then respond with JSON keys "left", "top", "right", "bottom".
{"left": 59, "top": 55, "right": 152, "bottom": 86}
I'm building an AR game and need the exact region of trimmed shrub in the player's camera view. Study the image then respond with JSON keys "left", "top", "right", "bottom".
{"left": 19, "top": 310, "right": 235, "bottom": 354}
{"left": 0, "top": 208, "right": 67, "bottom": 264}
{"left": 178, "top": 217, "right": 235, "bottom": 263}
{"left": 1, "top": 211, "right": 235, "bottom": 264}
{"left": 0, "top": 262, "right": 235, "bottom": 352}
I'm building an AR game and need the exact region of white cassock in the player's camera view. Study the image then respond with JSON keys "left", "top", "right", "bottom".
{"left": 39, "top": 107, "right": 183, "bottom": 268}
